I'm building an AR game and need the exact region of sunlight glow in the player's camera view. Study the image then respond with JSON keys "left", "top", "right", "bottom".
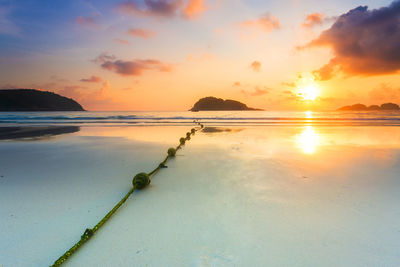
{"left": 298, "top": 85, "right": 319, "bottom": 101}
{"left": 296, "top": 126, "right": 320, "bottom": 154}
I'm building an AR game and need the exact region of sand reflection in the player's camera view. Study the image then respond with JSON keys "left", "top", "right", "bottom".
{"left": 295, "top": 126, "right": 320, "bottom": 154}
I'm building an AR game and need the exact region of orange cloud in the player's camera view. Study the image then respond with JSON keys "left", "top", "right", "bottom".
{"left": 58, "top": 81, "right": 119, "bottom": 111}
{"left": 241, "top": 13, "right": 280, "bottom": 32}
{"left": 80, "top": 75, "right": 102, "bottom": 83}
{"left": 241, "top": 86, "right": 269, "bottom": 97}
{"left": 126, "top": 28, "right": 156, "bottom": 38}
{"left": 302, "top": 13, "right": 324, "bottom": 28}
{"left": 251, "top": 86, "right": 269, "bottom": 96}
{"left": 183, "top": 0, "right": 206, "bottom": 19}
{"left": 250, "top": 61, "right": 261, "bottom": 72}
{"left": 301, "top": 13, "right": 336, "bottom": 28}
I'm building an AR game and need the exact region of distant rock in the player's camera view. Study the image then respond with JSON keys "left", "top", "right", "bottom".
{"left": 0, "top": 89, "right": 85, "bottom": 111}
{"left": 190, "top": 97, "right": 262, "bottom": 111}
{"left": 380, "top": 103, "right": 400, "bottom": 110}
{"left": 367, "top": 105, "right": 381, "bottom": 110}
{"left": 338, "top": 102, "right": 400, "bottom": 111}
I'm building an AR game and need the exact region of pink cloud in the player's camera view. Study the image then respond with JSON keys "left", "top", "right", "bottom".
{"left": 92, "top": 52, "right": 117, "bottom": 64}
{"left": 116, "top": 0, "right": 183, "bottom": 17}
{"left": 80, "top": 75, "right": 102, "bottom": 83}
{"left": 116, "top": 0, "right": 206, "bottom": 19}
{"left": 241, "top": 13, "right": 280, "bottom": 32}
{"left": 99, "top": 57, "right": 173, "bottom": 76}
{"left": 126, "top": 28, "right": 156, "bottom": 38}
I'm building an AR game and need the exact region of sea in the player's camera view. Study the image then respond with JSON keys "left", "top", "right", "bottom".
{"left": 1, "top": 110, "right": 400, "bottom": 126}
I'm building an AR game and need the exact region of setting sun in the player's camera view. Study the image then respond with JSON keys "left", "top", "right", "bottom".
{"left": 298, "top": 85, "right": 320, "bottom": 101}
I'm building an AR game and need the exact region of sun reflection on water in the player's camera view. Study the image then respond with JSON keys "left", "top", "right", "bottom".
{"left": 296, "top": 126, "right": 320, "bottom": 154}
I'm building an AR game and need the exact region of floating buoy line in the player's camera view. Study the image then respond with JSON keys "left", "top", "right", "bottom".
{"left": 51, "top": 121, "right": 204, "bottom": 266}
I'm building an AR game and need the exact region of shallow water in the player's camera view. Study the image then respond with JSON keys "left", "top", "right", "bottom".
{"left": 1, "top": 110, "right": 400, "bottom": 126}
{"left": 1, "top": 123, "right": 400, "bottom": 266}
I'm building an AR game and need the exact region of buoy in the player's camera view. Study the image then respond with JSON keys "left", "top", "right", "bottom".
{"left": 180, "top": 137, "right": 186, "bottom": 145}
{"left": 132, "top": 173, "right": 150, "bottom": 189}
{"left": 167, "top": 147, "right": 176, "bottom": 157}
{"left": 191, "top": 128, "right": 195, "bottom": 134}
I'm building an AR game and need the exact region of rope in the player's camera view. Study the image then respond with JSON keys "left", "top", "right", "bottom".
{"left": 51, "top": 122, "right": 204, "bottom": 266}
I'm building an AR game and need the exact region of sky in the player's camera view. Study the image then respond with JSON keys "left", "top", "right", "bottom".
{"left": 0, "top": 0, "right": 399, "bottom": 111}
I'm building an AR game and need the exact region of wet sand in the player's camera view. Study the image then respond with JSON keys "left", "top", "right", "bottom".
{"left": 1, "top": 126, "right": 400, "bottom": 266}
{"left": 0, "top": 126, "right": 80, "bottom": 140}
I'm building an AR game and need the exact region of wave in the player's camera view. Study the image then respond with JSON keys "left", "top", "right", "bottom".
{"left": 1, "top": 111, "right": 400, "bottom": 126}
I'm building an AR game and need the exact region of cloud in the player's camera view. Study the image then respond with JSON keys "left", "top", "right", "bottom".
{"left": 57, "top": 81, "right": 120, "bottom": 110}
{"left": 116, "top": 0, "right": 206, "bottom": 19}
{"left": 250, "top": 61, "right": 261, "bottom": 72}
{"left": 301, "top": 13, "right": 335, "bottom": 28}
{"left": 126, "top": 28, "right": 156, "bottom": 38}
{"left": 303, "top": 1, "right": 400, "bottom": 80}
{"left": 241, "top": 13, "right": 280, "bottom": 32}
{"left": 92, "top": 52, "right": 116, "bottom": 64}
{"left": 116, "top": 0, "right": 180, "bottom": 17}
{"left": 95, "top": 53, "right": 173, "bottom": 76}
{"left": 76, "top": 16, "right": 99, "bottom": 29}
{"left": 241, "top": 86, "right": 269, "bottom": 97}
{"left": 58, "top": 85, "right": 86, "bottom": 99}
{"left": 80, "top": 75, "right": 102, "bottom": 83}
{"left": 233, "top": 81, "right": 241, "bottom": 87}
{"left": 114, "top": 38, "right": 131, "bottom": 45}
{"left": 183, "top": 0, "right": 206, "bottom": 19}
{"left": 281, "top": 81, "right": 296, "bottom": 88}
{"left": 251, "top": 86, "right": 269, "bottom": 96}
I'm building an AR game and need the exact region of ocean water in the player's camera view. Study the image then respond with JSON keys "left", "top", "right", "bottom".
{"left": 1, "top": 110, "right": 400, "bottom": 126}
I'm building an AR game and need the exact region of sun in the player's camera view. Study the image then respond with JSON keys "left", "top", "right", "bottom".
{"left": 298, "top": 85, "right": 319, "bottom": 101}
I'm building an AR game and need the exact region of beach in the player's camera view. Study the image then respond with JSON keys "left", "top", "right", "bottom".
{"left": 1, "top": 118, "right": 400, "bottom": 266}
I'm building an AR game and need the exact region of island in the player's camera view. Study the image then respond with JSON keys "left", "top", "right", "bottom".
{"left": 0, "top": 89, "right": 85, "bottom": 111}
{"left": 338, "top": 103, "right": 400, "bottom": 111}
{"left": 189, "top": 97, "right": 262, "bottom": 111}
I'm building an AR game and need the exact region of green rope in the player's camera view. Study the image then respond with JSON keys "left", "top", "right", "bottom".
{"left": 51, "top": 124, "right": 203, "bottom": 266}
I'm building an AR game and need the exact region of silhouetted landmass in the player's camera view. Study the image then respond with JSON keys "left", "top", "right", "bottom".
{"left": 0, "top": 126, "right": 80, "bottom": 140}
{"left": 190, "top": 97, "right": 262, "bottom": 111}
{"left": 338, "top": 103, "right": 400, "bottom": 111}
{"left": 0, "top": 89, "right": 84, "bottom": 111}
